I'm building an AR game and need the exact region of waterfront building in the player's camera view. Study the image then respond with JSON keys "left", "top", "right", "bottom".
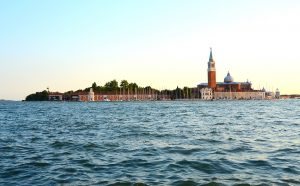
{"left": 48, "top": 92, "right": 63, "bottom": 101}
{"left": 48, "top": 89, "right": 167, "bottom": 102}
{"left": 198, "top": 48, "right": 266, "bottom": 100}
{"left": 200, "top": 88, "right": 213, "bottom": 100}
{"left": 214, "top": 91, "right": 265, "bottom": 100}
{"left": 265, "top": 91, "right": 275, "bottom": 100}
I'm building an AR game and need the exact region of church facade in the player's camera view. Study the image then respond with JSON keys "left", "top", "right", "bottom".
{"left": 198, "top": 48, "right": 265, "bottom": 100}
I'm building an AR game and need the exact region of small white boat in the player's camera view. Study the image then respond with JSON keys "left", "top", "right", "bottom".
{"left": 103, "top": 98, "right": 111, "bottom": 102}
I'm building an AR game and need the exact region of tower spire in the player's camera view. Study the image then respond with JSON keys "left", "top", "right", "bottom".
{"left": 209, "top": 47, "right": 213, "bottom": 61}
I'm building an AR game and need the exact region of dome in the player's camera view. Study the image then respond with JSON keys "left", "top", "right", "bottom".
{"left": 224, "top": 72, "right": 234, "bottom": 83}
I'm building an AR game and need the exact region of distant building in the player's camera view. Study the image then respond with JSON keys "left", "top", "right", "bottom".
{"left": 214, "top": 91, "right": 265, "bottom": 100}
{"left": 198, "top": 48, "right": 266, "bottom": 100}
{"left": 48, "top": 89, "right": 165, "bottom": 102}
{"left": 275, "top": 88, "right": 280, "bottom": 99}
{"left": 200, "top": 88, "right": 213, "bottom": 100}
{"left": 48, "top": 92, "right": 63, "bottom": 101}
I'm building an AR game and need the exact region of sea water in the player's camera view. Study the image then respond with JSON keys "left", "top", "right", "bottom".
{"left": 0, "top": 100, "right": 299, "bottom": 185}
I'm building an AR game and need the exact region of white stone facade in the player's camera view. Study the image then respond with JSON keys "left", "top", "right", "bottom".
{"left": 88, "top": 88, "right": 95, "bottom": 101}
{"left": 214, "top": 92, "right": 265, "bottom": 100}
{"left": 200, "top": 88, "right": 213, "bottom": 100}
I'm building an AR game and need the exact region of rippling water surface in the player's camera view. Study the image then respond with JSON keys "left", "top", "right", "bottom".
{"left": 0, "top": 100, "right": 300, "bottom": 185}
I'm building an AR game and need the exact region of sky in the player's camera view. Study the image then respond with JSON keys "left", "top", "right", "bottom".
{"left": 1, "top": 0, "right": 300, "bottom": 100}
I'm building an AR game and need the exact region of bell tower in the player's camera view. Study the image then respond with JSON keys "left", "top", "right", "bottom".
{"left": 207, "top": 48, "right": 216, "bottom": 89}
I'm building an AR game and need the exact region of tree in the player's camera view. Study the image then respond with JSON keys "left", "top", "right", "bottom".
{"left": 84, "top": 87, "right": 90, "bottom": 92}
{"left": 92, "top": 82, "right": 97, "bottom": 90}
{"left": 120, "top": 80, "right": 129, "bottom": 90}
{"left": 128, "top": 83, "right": 138, "bottom": 94}
{"left": 128, "top": 83, "right": 138, "bottom": 90}
{"left": 183, "top": 87, "right": 189, "bottom": 99}
{"left": 25, "top": 90, "right": 49, "bottom": 101}
{"left": 104, "top": 80, "right": 119, "bottom": 91}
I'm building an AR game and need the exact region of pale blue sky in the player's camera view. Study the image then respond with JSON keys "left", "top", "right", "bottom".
{"left": 1, "top": 0, "right": 300, "bottom": 100}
